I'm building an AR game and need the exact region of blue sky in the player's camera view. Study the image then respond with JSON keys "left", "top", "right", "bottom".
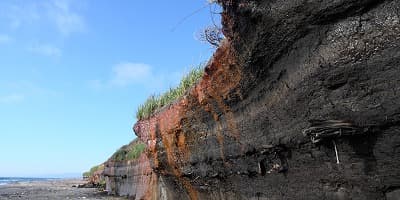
{"left": 0, "top": 0, "right": 220, "bottom": 177}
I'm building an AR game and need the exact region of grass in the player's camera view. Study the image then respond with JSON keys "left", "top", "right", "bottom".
{"left": 126, "top": 143, "right": 146, "bottom": 160}
{"left": 82, "top": 164, "right": 106, "bottom": 189}
{"left": 83, "top": 164, "right": 104, "bottom": 178}
{"left": 136, "top": 64, "right": 205, "bottom": 120}
{"left": 111, "top": 140, "right": 146, "bottom": 162}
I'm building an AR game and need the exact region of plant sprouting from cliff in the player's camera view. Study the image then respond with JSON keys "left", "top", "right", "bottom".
{"left": 197, "top": 25, "right": 224, "bottom": 48}
{"left": 171, "top": 0, "right": 224, "bottom": 48}
{"left": 136, "top": 64, "right": 205, "bottom": 120}
{"left": 196, "top": 0, "right": 224, "bottom": 48}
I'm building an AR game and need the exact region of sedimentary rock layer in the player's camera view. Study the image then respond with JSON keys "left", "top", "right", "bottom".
{"left": 103, "top": 153, "right": 159, "bottom": 199}
{"left": 129, "top": 0, "right": 400, "bottom": 199}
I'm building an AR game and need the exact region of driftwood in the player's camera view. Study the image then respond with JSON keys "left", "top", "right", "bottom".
{"left": 303, "top": 120, "right": 364, "bottom": 164}
{"left": 302, "top": 120, "right": 361, "bottom": 144}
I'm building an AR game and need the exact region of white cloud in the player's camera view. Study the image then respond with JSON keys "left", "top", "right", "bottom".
{"left": 28, "top": 43, "right": 62, "bottom": 57}
{"left": 110, "top": 63, "right": 152, "bottom": 87}
{"left": 1, "top": 0, "right": 86, "bottom": 36}
{"left": 0, "top": 34, "right": 12, "bottom": 44}
{"left": 47, "top": 0, "right": 87, "bottom": 36}
{"left": 0, "top": 94, "right": 25, "bottom": 104}
{"left": 88, "top": 62, "right": 184, "bottom": 93}
{"left": 0, "top": 81, "right": 60, "bottom": 104}
{"left": 3, "top": 3, "right": 41, "bottom": 29}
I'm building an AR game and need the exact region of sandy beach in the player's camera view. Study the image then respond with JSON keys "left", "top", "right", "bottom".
{"left": 0, "top": 179, "right": 126, "bottom": 200}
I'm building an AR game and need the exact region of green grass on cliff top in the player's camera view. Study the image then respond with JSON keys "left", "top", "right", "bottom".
{"left": 83, "top": 140, "right": 147, "bottom": 177}
{"left": 136, "top": 64, "right": 205, "bottom": 120}
{"left": 83, "top": 164, "right": 104, "bottom": 178}
{"left": 111, "top": 140, "right": 146, "bottom": 162}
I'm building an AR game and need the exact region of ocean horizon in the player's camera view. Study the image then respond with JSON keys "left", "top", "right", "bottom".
{"left": 0, "top": 177, "right": 61, "bottom": 186}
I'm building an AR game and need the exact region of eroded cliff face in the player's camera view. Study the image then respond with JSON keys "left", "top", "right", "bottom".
{"left": 103, "top": 154, "right": 158, "bottom": 199}
{"left": 131, "top": 0, "right": 400, "bottom": 199}
{"left": 102, "top": 140, "right": 163, "bottom": 199}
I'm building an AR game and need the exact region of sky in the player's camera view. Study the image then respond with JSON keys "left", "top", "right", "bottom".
{"left": 0, "top": 0, "right": 221, "bottom": 177}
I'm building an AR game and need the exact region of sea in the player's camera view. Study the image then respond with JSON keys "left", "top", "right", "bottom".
{"left": 0, "top": 177, "right": 58, "bottom": 186}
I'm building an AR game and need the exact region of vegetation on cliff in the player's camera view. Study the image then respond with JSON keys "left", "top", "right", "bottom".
{"left": 111, "top": 139, "right": 146, "bottom": 162}
{"left": 82, "top": 164, "right": 104, "bottom": 178}
{"left": 136, "top": 64, "right": 205, "bottom": 120}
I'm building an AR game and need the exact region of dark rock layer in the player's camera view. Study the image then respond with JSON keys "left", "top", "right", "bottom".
{"left": 131, "top": 0, "right": 400, "bottom": 199}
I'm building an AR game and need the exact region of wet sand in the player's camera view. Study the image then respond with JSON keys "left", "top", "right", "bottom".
{"left": 0, "top": 179, "right": 126, "bottom": 200}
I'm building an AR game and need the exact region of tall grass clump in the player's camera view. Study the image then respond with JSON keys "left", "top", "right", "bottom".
{"left": 136, "top": 64, "right": 205, "bottom": 120}
{"left": 126, "top": 143, "right": 146, "bottom": 160}
{"left": 111, "top": 140, "right": 146, "bottom": 162}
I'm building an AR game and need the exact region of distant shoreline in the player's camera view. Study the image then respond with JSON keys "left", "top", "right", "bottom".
{"left": 0, "top": 178, "right": 126, "bottom": 200}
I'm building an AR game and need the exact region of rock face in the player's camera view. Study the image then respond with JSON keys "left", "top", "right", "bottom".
{"left": 87, "top": 165, "right": 104, "bottom": 186}
{"left": 103, "top": 154, "right": 158, "bottom": 199}
{"left": 103, "top": 139, "right": 164, "bottom": 199}
{"left": 123, "top": 0, "right": 400, "bottom": 199}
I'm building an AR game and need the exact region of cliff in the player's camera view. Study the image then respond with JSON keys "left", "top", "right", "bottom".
{"left": 102, "top": 139, "right": 158, "bottom": 198}
{"left": 109, "top": 0, "right": 400, "bottom": 199}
